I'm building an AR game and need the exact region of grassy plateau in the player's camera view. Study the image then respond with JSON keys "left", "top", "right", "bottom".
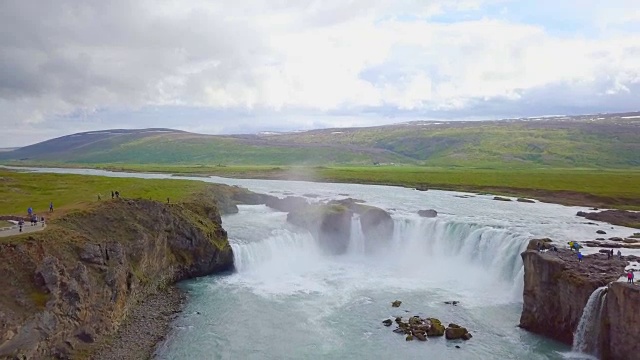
{"left": 0, "top": 170, "right": 211, "bottom": 218}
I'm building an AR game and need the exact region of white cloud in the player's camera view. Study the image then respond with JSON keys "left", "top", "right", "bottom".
{"left": 0, "top": 0, "right": 639, "bottom": 146}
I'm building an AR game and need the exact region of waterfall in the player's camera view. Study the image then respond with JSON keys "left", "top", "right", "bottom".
{"left": 228, "top": 211, "right": 530, "bottom": 300}
{"left": 231, "top": 229, "right": 319, "bottom": 273}
{"left": 390, "top": 216, "right": 530, "bottom": 284}
{"left": 347, "top": 215, "right": 366, "bottom": 255}
{"left": 572, "top": 286, "right": 608, "bottom": 357}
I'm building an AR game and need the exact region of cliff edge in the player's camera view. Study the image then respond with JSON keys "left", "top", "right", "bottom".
{"left": 520, "top": 239, "right": 640, "bottom": 359}
{"left": 0, "top": 195, "right": 234, "bottom": 359}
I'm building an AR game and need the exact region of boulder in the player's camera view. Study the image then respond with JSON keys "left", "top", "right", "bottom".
{"left": 597, "top": 230, "right": 607, "bottom": 234}
{"left": 493, "top": 196, "right": 512, "bottom": 201}
{"left": 445, "top": 326, "right": 468, "bottom": 340}
{"left": 382, "top": 319, "right": 393, "bottom": 327}
{"left": 517, "top": 198, "right": 535, "bottom": 203}
{"left": 392, "top": 300, "right": 402, "bottom": 308}
{"left": 418, "top": 209, "right": 438, "bottom": 218}
{"left": 415, "top": 185, "right": 429, "bottom": 191}
{"left": 577, "top": 211, "right": 587, "bottom": 217}
{"left": 426, "top": 318, "right": 445, "bottom": 337}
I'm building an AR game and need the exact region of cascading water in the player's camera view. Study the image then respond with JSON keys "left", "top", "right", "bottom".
{"left": 347, "top": 215, "right": 366, "bottom": 255}
{"left": 572, "top": 286, "right": 608, "bottom": 357}
{"left": 230, "top": 210, "right": 531, "bottom": 302}
{"left": 231, "top": 228, "right": 320, "bottom": 273}
{"left": 388, "top": 215, "right": 530, "bottom": 299}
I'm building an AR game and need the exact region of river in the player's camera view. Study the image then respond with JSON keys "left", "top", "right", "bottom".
{"left": 3, "top": 166, "right": 635, "bottom": 359}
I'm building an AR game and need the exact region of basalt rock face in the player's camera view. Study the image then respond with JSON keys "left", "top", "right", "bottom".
{"left": 287, "top": 204, "right": 352, "bottom": 255}
{"left": 519, "top": 241, "right": 626, "bottom": 345}
{"left": 602, "top": 283, "right": 640, "bottom": 359}
{"left": 359, "top": 207, "right": 393, "bottom": 253}
{"left": 328, "top": 199, "right": 394, "bottom": 254}
{"left": 0, "top": 197, "right": 233, "bottom": 359}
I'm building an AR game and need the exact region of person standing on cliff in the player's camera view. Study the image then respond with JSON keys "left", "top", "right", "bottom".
{"left": 577, "top": 251, "right": 583, "bottom": 262}
{"left": 617, "top": 250, "right": 622, "bottom": 260}
{"left": 627, "top": 271, "right": 633, "bottom": 284}
{"left": 49, "top": 201, "right": 53, "bottom": 212}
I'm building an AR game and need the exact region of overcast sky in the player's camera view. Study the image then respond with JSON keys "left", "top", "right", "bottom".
{"left": 1, "top": 0, "right": 639, "bottom": 147}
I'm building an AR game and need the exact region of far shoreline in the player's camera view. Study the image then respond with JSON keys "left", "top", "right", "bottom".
{"left": 3, "top": 163, "right": 640, "bottom": 225}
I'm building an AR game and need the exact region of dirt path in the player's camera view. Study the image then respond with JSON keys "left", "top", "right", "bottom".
{"left": 0, "top": 222, "right": 46, "bottom": 237}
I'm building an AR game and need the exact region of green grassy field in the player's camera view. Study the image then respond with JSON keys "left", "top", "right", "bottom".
{"left": 0, "top": 170, "right": 210, "bottom": 216}
{"left": 3, "top": 164, "right": 640, "bottom": 213}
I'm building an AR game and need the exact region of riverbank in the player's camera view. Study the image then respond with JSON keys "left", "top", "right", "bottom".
{"left": 91, "top": 287, "right": 185, "bottom": 360}
{"left": 4, "top": 163, "right": 640, "bottom": 211}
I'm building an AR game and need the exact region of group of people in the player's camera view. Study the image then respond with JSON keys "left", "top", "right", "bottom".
{"left": 97, "top": 190, "right": 122, "bottom": 201}
{"left": 19, "top": 205, "right": 47, "bottom": 232}
{"left": 536, "top": 242, "right": 558, "bottom": 252}
{"left": 605, "top": 248, "right": 623, "bottom": 260}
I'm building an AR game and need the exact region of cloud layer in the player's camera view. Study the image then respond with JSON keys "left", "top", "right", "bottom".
{"left": 1, "top": 0, "right": 639, "bottom": 146}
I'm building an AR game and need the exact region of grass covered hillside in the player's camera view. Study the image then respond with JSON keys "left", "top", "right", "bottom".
{"left": 1, "top": 112, "right": 639, "bottom": 168}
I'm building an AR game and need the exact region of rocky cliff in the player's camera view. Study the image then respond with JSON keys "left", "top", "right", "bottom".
{"left": 287, "top": 204, "right": 353, "bottom": 255}
{"left": 0, "top": 195, "right": 234, "bottom": 359}
{"left": 602, "top": 282, "right": 640, "bottom": 359}
{"left": 520, "top": 239, "right": 640, "bottom": 359}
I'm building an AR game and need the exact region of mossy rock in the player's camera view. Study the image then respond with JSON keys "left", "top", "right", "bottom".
{"left": 427, "top": 318, "right": 445, "bottom": 337}
{"left": 445, "top": 327, "right": 468, "bottom": 340}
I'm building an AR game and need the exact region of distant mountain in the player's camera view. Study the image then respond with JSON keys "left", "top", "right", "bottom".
{"left": 2, "top": 112, "right": 639, "bottom": 168}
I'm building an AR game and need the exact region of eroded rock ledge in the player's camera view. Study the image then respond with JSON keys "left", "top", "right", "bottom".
{"left": 520, "top": 239, "right": 640, "bottom": 358}
{"left": 0, "top": 195, "right": 234, "bottom": 359}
